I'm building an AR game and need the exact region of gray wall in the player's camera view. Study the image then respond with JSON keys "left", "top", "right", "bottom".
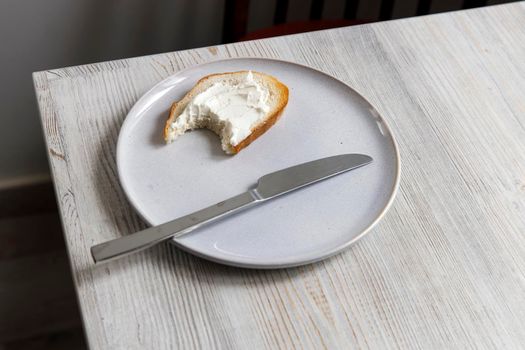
{"left": 0, "top": 0, "right": 225, "bottom": 185}
{"left": 0, "top": 0, "right": 510, "bottom": 186}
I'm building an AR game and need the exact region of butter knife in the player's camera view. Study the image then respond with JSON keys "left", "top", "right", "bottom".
{"left": 91, "top": 153, "right": 372, "bottom": 263}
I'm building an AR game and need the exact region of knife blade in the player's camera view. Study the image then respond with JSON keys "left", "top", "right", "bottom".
{"left": 91, "top": 154, "right": 372, "bottom": 263}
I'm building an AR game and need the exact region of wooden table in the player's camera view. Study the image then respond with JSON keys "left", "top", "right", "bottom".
{"left": 34, "top": 3, "right": 525, "bottom": 349}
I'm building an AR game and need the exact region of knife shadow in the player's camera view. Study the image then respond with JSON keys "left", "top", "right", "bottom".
{"left": 82, "top": 236, "right": 350, "bottom": 290}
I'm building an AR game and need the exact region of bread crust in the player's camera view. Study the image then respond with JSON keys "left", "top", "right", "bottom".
{"left": 163, "top": 71, "right": 289, "bottom": 154}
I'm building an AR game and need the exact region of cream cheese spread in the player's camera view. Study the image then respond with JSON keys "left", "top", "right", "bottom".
{"left": 167, "top": 71, "right": 270, "bottom": 149}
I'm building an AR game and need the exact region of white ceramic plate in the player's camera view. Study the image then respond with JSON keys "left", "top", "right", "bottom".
{"left": 117, "top": 58, "right": 400, "bottom": 268}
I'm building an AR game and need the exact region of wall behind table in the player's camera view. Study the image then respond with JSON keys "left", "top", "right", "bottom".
{"left": 0, "top": 0, "right": 225, "bottom": 186}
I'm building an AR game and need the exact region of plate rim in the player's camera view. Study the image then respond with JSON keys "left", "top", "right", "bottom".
{"left": 116, "top": 57, "right": 401, "bottom": 269}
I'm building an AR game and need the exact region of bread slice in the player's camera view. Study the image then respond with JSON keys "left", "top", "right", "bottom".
{"left": 164, "top": 71, "right": 289, "bottom": 154}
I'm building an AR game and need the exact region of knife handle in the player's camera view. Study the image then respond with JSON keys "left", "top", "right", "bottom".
{"left": 91, "top": 191, "right": 260, "bottom": 263}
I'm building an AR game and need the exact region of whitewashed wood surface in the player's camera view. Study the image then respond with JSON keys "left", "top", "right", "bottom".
{"left": 33, "top": 3, "right": 525, "bottom": 349}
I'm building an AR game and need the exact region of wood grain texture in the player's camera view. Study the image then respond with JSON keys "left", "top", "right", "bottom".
{"left": 33, "top": 3, "right": 525, "bottom": 349}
